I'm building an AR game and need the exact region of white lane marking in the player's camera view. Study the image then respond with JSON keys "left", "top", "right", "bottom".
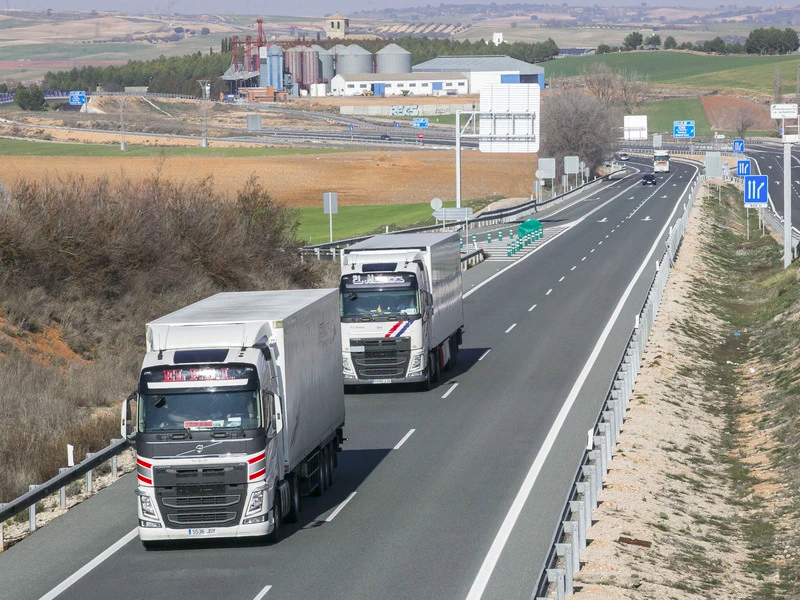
{"left": 253, "top": 585, "right": 273, "bottom": 600}
{"left": 478, "top": 349, "right": 491, "bottom": 361}
{"left": 528, "top": 304, "right": 537, "bottom": 312}
{"left": 463, "top": 178, "right": 642, "bottom": 300}
{"left": 598, "top": 241, "right": 603, "bottom": 245}
{"left": 442, "top": 382, "right": 459, "bottom": 399}
{"left": 326, "top": 492, "right": 357, "bottom": 522}
{"left": 546, "top": 288, "right": 553, "bottom": 296}
{"left": 590, "top": 248, "right": 595, "bottom": 253}
{"left": 558, "top": 276, "right": 565, "bottom": 282}
{"left": 465, "top": 162, "right": 698, "bottom": 600}
{"left": 39, "top": 528, "right": 138, "bottom": 600}
{"left": 393, "top": 429, "right": 416, "bottom": 450}
{"left": 505, "top": 323, "right": 517, "bottom": 333}
{"left": 570, "top": 266, "right": 576, "bottom": 271}
{"left": 581, "top": 256, "right": 587, "bottom": 261}
{"left": 605, "top": 234, "right": 609, "bottom": 238}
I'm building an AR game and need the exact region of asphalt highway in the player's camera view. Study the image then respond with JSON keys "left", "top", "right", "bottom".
{"left": 0, "top": 157, "right": 698, "bottom": 600}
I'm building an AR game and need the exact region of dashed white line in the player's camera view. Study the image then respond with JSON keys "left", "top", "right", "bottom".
{"left": 253, "top": 585, "right": 273, "bottom": 600}
{"left": 505, "top": 323, "right": 517, "bottom": 333}
{"left": 598, "top": 241, "right": 603, "bottom": 245}
{"left": 558, "top": 276, "right": 565, "bottom": 282}
{"left": 590, "top": 249, "right": 595, "bottom": 253}
{"left": 326, "top": 492, "right": 357, "bottom": 522}
{"left": 605, "top": 234, "right": 609, "bottom": 238}
{"left": 570, "top": 266, "right": 576, "bottom": 271}
{"left": 581, "top": 256, "right": 587, "bottom": 261}
{"left": 478, "top": 349, "right": 491, "bottom": 361}
{"left": 546, "top": 288, "right": 553, "bottom": 295}
{"left": 528, "top": 304, "right": 537, "bottom": 312}
{"left": 442, "top": 383, "right": 459, "bottom": 398}
{"left": 393, "top": 428, "right": 416, "bottom": 450}
{"left": 39, "top": 528, "right": 138, "bottom": 600}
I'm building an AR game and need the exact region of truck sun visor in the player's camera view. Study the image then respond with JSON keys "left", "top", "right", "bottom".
{"left": 173, "top": 349, "right": 230, "bottom": 364}
{"left": 362, "top": 263, "right": 397, "bottom": 272}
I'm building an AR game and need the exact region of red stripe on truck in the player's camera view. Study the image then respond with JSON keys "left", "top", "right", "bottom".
{"left": 385, "top": 321, "right": 403, "bottom": 338}
{"left": 249, "top": 468, "right": 266, "bottom": 481}
{"left": 248, "top": 452, "right": 266, "bottom": 465}
{"left": 138, "top": 473, "right": 153, "bottom": 485}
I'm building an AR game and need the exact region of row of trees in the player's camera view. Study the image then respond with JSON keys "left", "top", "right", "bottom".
{"left": 14, "top": 84, "right": 46, "bottom": 110}
{"left": 43, "top": 52, "right": 231, "bottom": 97}
{"left": 601, "top": 26, "right": 798, "bottom": 56}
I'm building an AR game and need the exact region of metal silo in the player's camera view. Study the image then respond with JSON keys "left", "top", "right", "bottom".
{"left": 335, "top": 44, "right": 373, "bottom": 75}
{"left": 311, "top": 44, "right": 334, "bottom": 83}
{"left": 284, "top": 46, "right": 304, "bottom": 88}
{"left": 301, "top": 48, "right": 321, "bottom": 85}
{"left": 262, "top": 45, "right": 283, "bottom": 90}
{"left": 375, "top": 43, "right": 412, "bottom": 74}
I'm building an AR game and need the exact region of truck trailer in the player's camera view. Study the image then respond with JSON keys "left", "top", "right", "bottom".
{"left": 121, "top": 289, "right": 345, "bottom": 546}
{"left": 339, "top": 232, "right": 465, "bottom": 389}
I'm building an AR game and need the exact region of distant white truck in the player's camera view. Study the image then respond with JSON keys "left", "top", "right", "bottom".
{"left": 121, "top": 290, "right": 345, "bottom": 547}
{"left": 339, "top": 232, "right": 465, "bottom": 389}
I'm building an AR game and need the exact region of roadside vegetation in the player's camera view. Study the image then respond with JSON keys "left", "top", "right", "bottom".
{"left": 0, "top": 172, "right": 332, "bottom": 502}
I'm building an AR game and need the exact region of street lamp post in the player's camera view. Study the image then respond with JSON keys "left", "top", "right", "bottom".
{"left": 116, "top": 96, "right": 127, "bottom": 152}
{"left": 198, "top": 79, "right": 210, "bottom": 148}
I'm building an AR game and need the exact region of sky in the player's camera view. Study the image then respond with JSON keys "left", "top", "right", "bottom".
{"left": 10, "top": 1, "right": 795, "bottom": 17}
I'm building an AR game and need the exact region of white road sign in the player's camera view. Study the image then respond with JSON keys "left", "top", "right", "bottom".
{"left": 771, "top": 103, "right": 798, "bottom": 119}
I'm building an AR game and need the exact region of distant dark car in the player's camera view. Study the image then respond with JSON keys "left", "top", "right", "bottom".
{"left": 618, "top": 152, "right": 630, "bottom": 161}
{"left": 642, "top": 173, "right": 657, "bottom": 186}
{"left": 380, "top": 133, "right": 391, "bottom": 140}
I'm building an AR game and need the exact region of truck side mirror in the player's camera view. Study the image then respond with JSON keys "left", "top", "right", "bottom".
{"left": 121, "top": 392, "right": 138, "bottom": 441}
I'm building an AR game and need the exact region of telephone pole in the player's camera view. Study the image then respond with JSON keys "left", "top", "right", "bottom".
{"left": 198, "top": 80, "right": 210, "bottom": 148}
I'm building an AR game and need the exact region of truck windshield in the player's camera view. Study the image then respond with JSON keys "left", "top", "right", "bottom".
{"left": 340, "top": 273, "right": 419, "bottom": 318}
{"left": 138, "top": 390, "right": 261, "bottom": 433}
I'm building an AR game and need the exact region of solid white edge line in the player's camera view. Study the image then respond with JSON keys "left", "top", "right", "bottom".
{"left": 462, "top": 178, "right": 642, "bottom": 300}
{"left": 393, "top": 428, "right": 416, "bottom": 450}
{"left": 253, "top": 585, "right": 273, "bottom": 600}
{"left": 326, "top": 492, "right": 357, "bottom": 523}
{"left": 39, "top": 528, "right": 139, "bottom": 600}
{"left": 528, "top": 304, "right": 537, "bottom": 312}
{"left": 442, "top": 382, "right": 459, "bottom": 399}
{"left": 505, "top": 323, "right": 517, "bottom": 333}
{"left": 464, "top": 164, "right": 698, "bottom": 600}
{"left": 478, "top": 349, "right": 491, "bottom": 361}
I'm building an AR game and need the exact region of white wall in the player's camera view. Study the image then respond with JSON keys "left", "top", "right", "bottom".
{"left": 469, "top": 71, "right": 506, "bottom": 94}
{"left": 331, "top": 75, "right": 469, "bottom": 97}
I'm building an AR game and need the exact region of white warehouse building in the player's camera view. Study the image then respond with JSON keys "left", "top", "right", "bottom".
{"left": 412, "top": 55, "right": 545, "bottom": 92}
{"left": 330, "top": 72, "right": 469, "bottom": 97}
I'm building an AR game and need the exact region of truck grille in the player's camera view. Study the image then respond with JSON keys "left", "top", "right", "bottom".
{"left": 351, "top": 337, "right": 411, "bottom": 379}
{"left": 153, "top": 464, "right": 247, "bottom": 529}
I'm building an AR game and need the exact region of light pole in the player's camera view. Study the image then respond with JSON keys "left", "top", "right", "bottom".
{"left": 116, "top": 96, "right": 127, "bottom": 152}
{"left": 198, "top": 79, "right": 210, "bottom": 148}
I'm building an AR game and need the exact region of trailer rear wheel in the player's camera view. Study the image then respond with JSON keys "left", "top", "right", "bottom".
{"left": 326, "top": 442, "right": 335, "bottom": 487}
{"left": 446, "top": 336, "right": 458, "bottom": 369}
{"left": 320, "top": 447, "right": 329, "bottom": 494}
{"left": 285, "top": 473, "right": 301, "bottom": 523}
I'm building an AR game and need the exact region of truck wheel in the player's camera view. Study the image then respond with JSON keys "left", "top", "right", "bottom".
{"left": 266, "top": 488, "right": 282, "bottom": 544}
{"left": 431, "top": 349, "right": 440, "bottom": 383}
{"left": 312, "top": 449, "right": 326, "bottom": 496}
{"left": 447, "top": 336, "right": 458, "bottom": 369}
{"left": 142, "top": 540, "right": 162, "bottom": 551}
{"left": 320, "top": 448, "right": 329, "bottom": 494}
{"left": 326, "top": 442, "right": 335, "bottom": 487}
{"left": 285, "top": 473, "right": 301, "bottom": 523}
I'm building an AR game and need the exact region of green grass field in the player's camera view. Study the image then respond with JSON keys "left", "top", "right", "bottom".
{"left": 545, "top": 51, "right": 800, "bottom": 95}
{"left": 639, "top": 98, "right": 712, "bottom": 135}
{"left": 0, "top": 138, "right": 344, "bottom": 158}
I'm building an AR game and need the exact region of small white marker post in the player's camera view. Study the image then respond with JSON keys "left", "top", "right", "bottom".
{"left": 323, "top": 192, "right": 338, "bottom": 244}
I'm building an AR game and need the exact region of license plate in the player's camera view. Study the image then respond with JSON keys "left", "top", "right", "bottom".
{"left": 187, "top": 528, "right": 216, "bottom": 536}
{"left": 371, "top": 379, "right": 391, "bottom": 384}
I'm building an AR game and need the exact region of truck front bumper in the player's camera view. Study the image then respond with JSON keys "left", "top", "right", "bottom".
{"left": 139, "top": 510, "right": 275, "bottom": 542}
{"left": 344, "top": 373, "right": 426, "bottom": 386}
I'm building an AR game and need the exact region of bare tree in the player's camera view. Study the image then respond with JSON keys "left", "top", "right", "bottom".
{"left": 617, "top": 70, "right": 650, "bottom": 114}
{"left": 579, "top": 63, "right": 618, "bottom": 105}
{"left": 733, "top": 106, "right": 757, "bottom": 138}
{"left": 541, "top": 89, "right": 622, "bottom": 176}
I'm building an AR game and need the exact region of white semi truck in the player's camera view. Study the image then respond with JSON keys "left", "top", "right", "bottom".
{"left": 339, "top": 232, "right": 465, "bottom": 389}
{"left": 121, "top": 289, "right": 345, "bottom": 547}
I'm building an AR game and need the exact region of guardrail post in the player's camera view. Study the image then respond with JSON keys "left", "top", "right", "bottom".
{"left": 555, "top": 543, "right": 574, "bottom": 594}
{"left": 86, "top": 453, "right": 95, "bottom": 493}
{"left": 569, "top": 501, "right": 587, "bottom": 549}
{"left": 111, "top": 440, "right": 123, "bottom": 478}
{"left": 575, "top": 481, "right": 593, "bottom": 526}
{"left": 28, "top": 485, "right": 37, "bottom": 533}
{"left": 598, "top": 423, "right": 614, "bottom": 463}
{"left": 563, "top": 520, "right": 580, "bottom": 571}
{"left": 608, "top": 397, "right": 622, "bottom": 434}
{"left": 593, "top": 436, "right": 609, "bottom": 477}
{"left": 0, "top": 504, "right": 6, "bottom": 551}
{"left": 314, "top": 248, "right": 320, "bottom": 260}
{"left": 581, "top": 466, "right": 597, "bottom": 511}
{"left": 601, "top": 413, "right": 616, "bottom": 449}
{"left": 546, "top": 568, "right": 566, "bottom": 600}
{"left": 59, "top": 467, "right": 68, "bottom": 508}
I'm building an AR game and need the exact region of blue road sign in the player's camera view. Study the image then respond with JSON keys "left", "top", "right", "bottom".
{"left": 394, "top": 121, "right": 400, "bottom": 127}
{"left": 673, "top": 120, "right": 695, "bottom": 139}
{"left": 733, "top": 139, "right": 745, "bottom": 153}
{"left": 412, "top": 118, "right": 429, "bottom": 128}
{"left": 737, "top": 160, "right": 751, "bottom": 176}
{"left": 743, "top": 175, "right": 768, "bottom": 206}
{"left": 348, "top": 125, "right": 354, "bottom": 132}
{"left": 68, "top": 91, "right": 86, "bottom": 106}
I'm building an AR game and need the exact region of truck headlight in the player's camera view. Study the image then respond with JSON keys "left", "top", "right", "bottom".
{"left": 408, "top": 350, "right": 425, "bottom": 374}
{"left": 343, "top": 353, "right": 355, "bottom": 376}
{"left": 245, "top": 486, "right": 267, "bottom": 517}
{"left": 138, "top": 491, "right": 159, "bottom": 520}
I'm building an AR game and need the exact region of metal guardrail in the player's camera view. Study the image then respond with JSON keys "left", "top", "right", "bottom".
{"left": 531, "top": 168, "right": 700, "bottom": 599}
{"left": 0, "top": 438, "right": 129, "bottom": 546}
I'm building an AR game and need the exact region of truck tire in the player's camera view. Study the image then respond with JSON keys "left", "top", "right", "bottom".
{"left": 266, "top": 488, "right": 282, "bottom": 544}
{"left": 431, "top": 349, "right": 440, "bottom": 383}
{"left": 312, "top": 449, "right": 326, "bottom": 496}
{"left": 320, "top": 448, "right": 329, "bottom": 494}
{"left": 446, "top": 336, "right": 458, "bottom": 370}
{"left": 285, "top": 473, "right": 301, "bottom": 523}
{"left": 326, "top": 442, "right": 335, "bottom": 487}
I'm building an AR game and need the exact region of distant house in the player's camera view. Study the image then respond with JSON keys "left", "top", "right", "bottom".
{"left": 325, "top": 14, "right": 349, "bottom": 39}
{"left": 413, "top": 55, "right": 545, "bottom": 91}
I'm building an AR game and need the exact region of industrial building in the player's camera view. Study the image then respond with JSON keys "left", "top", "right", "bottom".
{"left": 330, "top": 72, "right": 469, "bottom": 97}
{"left": 413, "top": 55, "right": 545, "bottom": 91}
